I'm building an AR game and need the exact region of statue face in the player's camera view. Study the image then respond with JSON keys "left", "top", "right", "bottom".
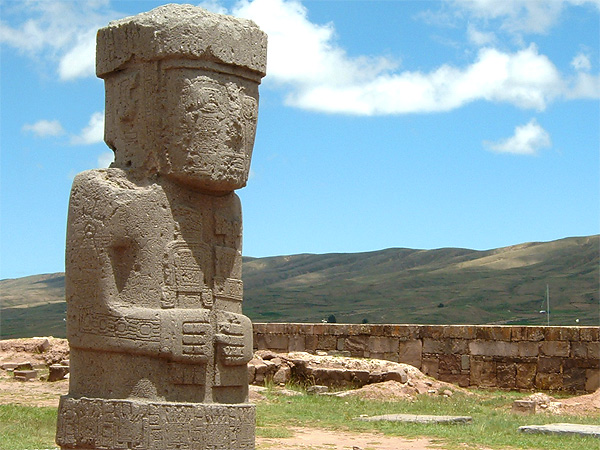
{"left": 161, "top": 68, "right": 259, "bottom": 192}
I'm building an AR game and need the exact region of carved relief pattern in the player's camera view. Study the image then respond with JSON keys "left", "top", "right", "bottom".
{"left": 79, "top": 310, "right": 160, "bottom": 342}
{"left": 57, "top": 398, "right": 255, "bottom": 450}
{"left": 162, "top": 240, "right": 211, "bottom": 309}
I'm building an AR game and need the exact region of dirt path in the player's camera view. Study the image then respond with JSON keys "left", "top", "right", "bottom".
{"left": 256, "top": 427, "right": 439, "bottom": 450}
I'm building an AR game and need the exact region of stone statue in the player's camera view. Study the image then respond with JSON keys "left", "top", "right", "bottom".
{"left": 56, "top": 5, "right": 267, "bottom": 449}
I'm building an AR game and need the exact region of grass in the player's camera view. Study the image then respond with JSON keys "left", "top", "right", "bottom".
{"left": 0, "top": 389, "right": 598, "bottom": 450}
{"left": 256, "top": 386, "right": 600, "bottom": 450}
{"left": 0, "top": 405, "right": 57, "bottom": 450}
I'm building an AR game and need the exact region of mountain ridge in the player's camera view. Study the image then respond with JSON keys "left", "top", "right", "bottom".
{"left": 1, "top": 235, "right": 598, "bottom": 338}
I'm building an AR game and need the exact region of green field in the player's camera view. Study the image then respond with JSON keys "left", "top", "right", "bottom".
{"left": 1, "top": 389, "right": 598, "bottom": 450}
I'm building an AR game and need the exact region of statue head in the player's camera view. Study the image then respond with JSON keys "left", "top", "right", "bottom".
{"left": 97, "top": 4, "right": 267, "bottom": 192}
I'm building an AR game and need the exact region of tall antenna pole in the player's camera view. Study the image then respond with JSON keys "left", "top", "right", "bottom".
{"left": 546, "top": 284, "right": 550, "bottom": 326}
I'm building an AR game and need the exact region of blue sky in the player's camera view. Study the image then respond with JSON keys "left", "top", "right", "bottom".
{"left": 1, "top": 0, "right": 598, "bottom": 280}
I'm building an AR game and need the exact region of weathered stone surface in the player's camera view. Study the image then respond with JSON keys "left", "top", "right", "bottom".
{"left": 496, "top": 363, "right": 516, "bottom": 389}
{"left": 518, "top": 423, "right": 600, "bottom": 438}
{"left": 516, "top": 363, "right": 537, "bottom": 390}
{"left": 540, "top": 341, "right": 570, "bottom": 357}
{"left": 512, "top": 400, "right": 537, "bottom": 414}
{"left": 57, "top": 5, "right": 266, "bottom": 449}
{"left": 398, "top": 339, "right": 422, "bottom": 368}
{"left": 471, "top": 359, "right": 496, "bottom": 387}
{"left": 48, "top": 364, "right": 70, "bottom": 382}
{"left": 358, "top": 414, "right": 472, "bottom": 424}
{"left": 57, "top": 397, "right": 256, "bottom": 449}
{"left": 14, "top": 369, "right": 37, "bottom": 381}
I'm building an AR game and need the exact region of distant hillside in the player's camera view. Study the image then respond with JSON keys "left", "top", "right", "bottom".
{"left": 1, "top": 236, "right": 598, "bottom": 338}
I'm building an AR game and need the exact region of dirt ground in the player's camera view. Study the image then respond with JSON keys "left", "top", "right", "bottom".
{"left": 0, "top": 338, "right": 597, "bottom": 450}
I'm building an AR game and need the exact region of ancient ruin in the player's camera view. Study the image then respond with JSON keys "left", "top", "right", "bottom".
{"left": 56, "top": 5, "right": 267, "bottom": 449}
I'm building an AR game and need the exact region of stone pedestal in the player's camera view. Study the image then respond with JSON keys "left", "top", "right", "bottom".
{"left": 57, "top": 397, "right": 255, "bottom": 449}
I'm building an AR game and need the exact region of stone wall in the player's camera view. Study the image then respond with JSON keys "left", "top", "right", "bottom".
{"left": 253, "top": 323, "right": 599, "bottom": 392}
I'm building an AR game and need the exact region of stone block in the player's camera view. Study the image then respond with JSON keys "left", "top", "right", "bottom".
{"left": 579, "top": 327, "right": 599, "bottom": 342}
{"left": 469, "top": 340, "right": 518, "bottom": 357}
{"left": 496, "top": 363, "right": 516, "bottom": 389}
{"left": 48, "top": 364, "right": 70, "bottom": 382}
{"left": 398, "top": 340, "right": 422, "bottom": 368}
{"left": 563, "top": 367, "right": 586, "bottom": 391}
{"left": 516, "top": 363, "right": 537, "bottom": 390}
{"left": 264, "top": 334, "right": 289, "bottom": 350}
{"left": 369, "top": 336, "right": 399, "bottom": 354}
{"left": 304, "top": 334, "right": 318, "bottom": 352}
{"left": 471, "top": 359, "right": 496, "bottom": 387}
{"left": 288, "top": 334, "right": 306, "bottom": 352}
{"left": 535, "top": 372, "right": 563, "bottom": 390}
{"left": 559, "top": 327, "right": 579, "bottom": 341}
{"left": 526, "top": 327, "right": 545, "bottom": 341}
{"left": 540, "top": 341, "right": 570, "bottom": 357}
{"left": 570, "top": 342, "right": 588, "bottom": 358}
{"left": 512, "top": 400, "right": 537, "bottom": 414}
{"left": 476, "top": 326, "right": 511, "bottom": 341}
{"left": 511, "top": 326, "right": 528, "bottom": 341}
{"left": 443, "top": 325, "right": 474, "bottom": 339}
{"left": 587, "top": 341, "right": 600, "bottom": 359}
{"left": 585, "top": 368, "right": 600, "bottom": 391}
{"left": 439, "top": 355, "right": 461, "bottom": 374}
{"left": 14, "top": 369, "right": 37, "bottom": 381}
{"left": 421, "top": 357, "right": 439, "bottom": 379}
{"left": 423, "top": 338, "right": 451, "bottom": 354}
{"left": 344, "top": 335, "right": 369, "bottom": 356}
{"left": 316, "top": 335, "right": 337, "bottom": 350}
{"left": 461, "top": 355, "right": 470, "bottom": 370}
{"left": 396, "top": 325, "right": 422, "bottom": 340}
{"left": 518, "top": 341, "right": 540, "bottom": 357}
{"left": 439, "top": 373, "right": 470, "bottom": 387}
{"left": 421, "top": 325, "right": 444, "bottom": 339}
{"left": 451, "top": 339, "right": 469, "bottom": 354}
{"left": 336, "top": 337, "right": 345, "bottom": 351}
{"left": 537, "top": 357, "right": 562, "bottom": 374}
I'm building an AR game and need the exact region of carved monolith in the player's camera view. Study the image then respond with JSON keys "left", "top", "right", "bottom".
{"left": 56, "top": 5, "right": 266, "bottom": 449}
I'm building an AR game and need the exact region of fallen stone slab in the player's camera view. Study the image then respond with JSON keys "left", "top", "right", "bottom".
{"left": 519, "top": 423, "right": 600, "bottom": 438}
{"left": 357, "top": 414, "right": 472, "bottom": 424}
{"left": 13, "top": 369, "right": 38, "bottom": 381}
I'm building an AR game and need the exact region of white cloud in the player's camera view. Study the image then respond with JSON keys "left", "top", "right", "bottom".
{"left": 233, "top": 0, "right": 398, "bottom": 88}
{"left": 97, "top": 151, "right": 114, "bottom": 168}
{"left": 467, "top": 24, "right": 497, "bottom": 46}
{"left": 71, "top": 112, "right": 104, "bottom": 145}
{"left": 232, "top": 0, "right": 596, "bottom": 115}
{"left": 484, "top": 119, "right": 551, "bottom": 155}
{"left": 22, "top": 119, "right": 65, "bottom": 137}
{"left": 0, "top": 0, "right": 115, "bottom": 81}
{"left": 453, "top": 0, "right": 600, "bottom": 34}
{"left": 571, "top": 53, "right": 592, "bottom": 72}
{"left": 196, "top": 0, "right": 229, "bottom": 15}
{"left": 58, "top": 28, "right": 97, "bottom": 80}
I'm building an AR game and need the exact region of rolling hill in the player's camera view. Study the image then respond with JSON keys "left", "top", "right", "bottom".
{"left": 1, "top": 235, "right": 598, "bottom": 338}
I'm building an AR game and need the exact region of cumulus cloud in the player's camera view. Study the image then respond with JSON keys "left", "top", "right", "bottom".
{"left": 231, "top": 0, "right": 597, "bottom": 115}
{"left": 0, "top": 0, "right": 115, "bottom": 81}
{"left": 22, "top": 119, "right": 65, "bottom": 137}
{"left": 571, "top": 53, "right": 592, "bottom": 72}
{"left": 71, "top": 112, "right": 104, "bottom": 145}
{"left": 485, "top": 119, "right": 551, "bottom": 155}
{"left": 453, "top": 0, "right": 600, "bottom": 34}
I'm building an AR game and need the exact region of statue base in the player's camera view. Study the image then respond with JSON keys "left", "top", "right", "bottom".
{"left": 56, "top": 396, "right": 255, "bottom": 450}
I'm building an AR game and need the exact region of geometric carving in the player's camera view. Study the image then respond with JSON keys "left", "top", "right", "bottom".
{"left": 56, "top": 397, "right": 255, "bottom": 450}
{"left": 79, "top": 310, "right": 160, "bottom": 342}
